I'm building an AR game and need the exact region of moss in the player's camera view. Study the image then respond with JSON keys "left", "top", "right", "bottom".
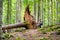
{"left": 38, "top": 28, "right": 46, "bottom": 34}
{"left": 32, "top": 34, "right": 38, "bottom": 37}
{"left": 38, "top": 25, "right": 60, "bottom": 34}
{"left": 41, "top": 30, "right": 47, "bottom": 34}
{"left": 4, "top": 33, "right": 10, "bottom": 38}
{"left": 38, "top": 28, "right": 45, "bottom": 31}
{"left": 46, "top": 28, "right": 53, "bottom": 32}
{"left": 15, "top": 28, "right": 25, "bottom": 32}
{"left": 16, "top": 36, "right": 21, "bottom": 40}
{"left": 56, "top": 29, "right": 60, "bottom": 35}
{"left": 2, "top": 33, "right": 14, "bottom": 40}
{"left": 40, "top": 37, "right": 48, "bottom": 40}
{"left": 9, "top": 34, "right": 14, "bottom": 37}
{"left": 24, "top": 21, "right": 29, "bottom": 25}
{"left": 16, "top": 36, "right": 26, "bottom": 40}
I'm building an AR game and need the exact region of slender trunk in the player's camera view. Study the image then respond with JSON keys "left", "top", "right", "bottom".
{"left": 34, "top": 0, "right": 36, "bottom": 22}
{"left": 47, "top": 0, "right": 50, "bottom": 26}
{"left": 40, "top": 0, "right": 43, "bottom": 27}
{"left": 7, "top": 0, "right": 12, "bottom": 24}
{"left": 48, "top": 0, "right": 51, "bottom": 26}
{"left": 7, "top": 0, "right": 12, "bottom": 32}
{"left": 51, "top": 0, "right": 53, "bottom": 25}
{"left": 56, "top": 0, "right": 58, "bottom": 24}
{"left": 16, "top": 0, "right": 22, "bottom": 23}
{"left": 38, "top": 0, "right": 40, "bottom": 21}
{"left": 20, "top": 0, "right": 22, "bottom": 22}
{"left": 42, "top": 0, "right": 44, "bottom": 26}
{"left": 52, "top": 0, "right": 54, "bottom": 25}
{"left": 0, "top": 0, "right": 3, "bottom": 39}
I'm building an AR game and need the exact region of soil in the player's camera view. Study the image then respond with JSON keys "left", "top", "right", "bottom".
{"left": 8, "top": 29, "right": 60, "bottom": 40}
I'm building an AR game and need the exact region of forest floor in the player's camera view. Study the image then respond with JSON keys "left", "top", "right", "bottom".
{"left": 2, "top": 25, "right": 60, "bottom": 40}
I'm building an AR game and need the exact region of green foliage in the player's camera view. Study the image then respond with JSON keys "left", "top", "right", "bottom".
{"left": 57, "top": 29, "right": 60, "bottom": 35}
{"left": 2, "top": 0, "right": 60, "bottom": 27}
{"left": 16, "top": 37, "right": 21, "bottom": 40}
{"left": 40, "top": 37, "right": 48, "bottom": 40}
{"left": 41, "top": 28, "right": 52, "bottom": 34}
{"left": 38, "top": 25, "right": 60, "bottom": 34}
{"left": 15, "top": 28, "right": 25, "bottom": 32}
{"left": 2, "top": 33, "right": 14, "bottom": 40}
{"left": 16, "top": 36, "right": 26, "bottom": 40}
{"left": 3, "top": 0, "right": 16, "bottom": 24}
{"left": 38, "top": 28, "right": 47, "bottom": 34}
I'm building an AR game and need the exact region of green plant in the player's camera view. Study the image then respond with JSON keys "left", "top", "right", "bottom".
{"left": 40, "top": 37, "right": 48, "bottom": 40}
{"left": 57, "top": 29, "right": 60, "bottom": 35}
{"left": 16, "top": 36, "right": 26, "bottom": 40}
{"left": 16, "top": 37, "right": 21, "bottom": 40}
{"left": 41, "top": 30, "right": 47, "bottom": 34}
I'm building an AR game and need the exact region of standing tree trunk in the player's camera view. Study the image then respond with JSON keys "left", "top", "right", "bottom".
{"left": 0, "top": 0, "right": 3, "bottom": 39}
{"left": 56, "top": 0, "right": 58, "bottom": 24}
{"left": 34, "top": 0, "right": 36, "bottom": 22}
{"left": 16, "top": 0, "right": 22, "bottom": 23}
{"left": 41, "top": 0, "right": 44, "bottom": 26}
{"left": 7, "top": 0, "right": 12, "bottom": 32}
{"left": 38, "top": 0, "right": 40, "bottom": 22}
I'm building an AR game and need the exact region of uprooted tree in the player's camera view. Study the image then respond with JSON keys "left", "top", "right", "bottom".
{"left": 24, "top": 5, "right": 37, "bottom": 29}
{"left": 2, "top": 5, "right": 43, "bottom": 30}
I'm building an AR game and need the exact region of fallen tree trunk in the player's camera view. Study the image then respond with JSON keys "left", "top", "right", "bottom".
{"left": 2, "top": 22, "right": 42, "bottom": 30}
{"left": 2, "top": 22, "right": 27, "bottom": 30}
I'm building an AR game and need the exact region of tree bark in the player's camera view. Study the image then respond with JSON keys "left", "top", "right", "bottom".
{"left": 0, "top": 0, "right": 3, "bottom": 39}
{"left": 16, "top": 0, "right": 21, "bottom": 23}
{"left": 34, "top": 0, "right": 36, "bottom": 22}
{"left": 6, "top": 0, "right": 12, "bottom": 32}
{"left": 2, "top": 22, "right": 42, "bottom": 30}
{"left": 2, "top": 23, "right": 26, "bottom": 30}
{"left": 38, "top": 0, "right": 40, "bottom": 21}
